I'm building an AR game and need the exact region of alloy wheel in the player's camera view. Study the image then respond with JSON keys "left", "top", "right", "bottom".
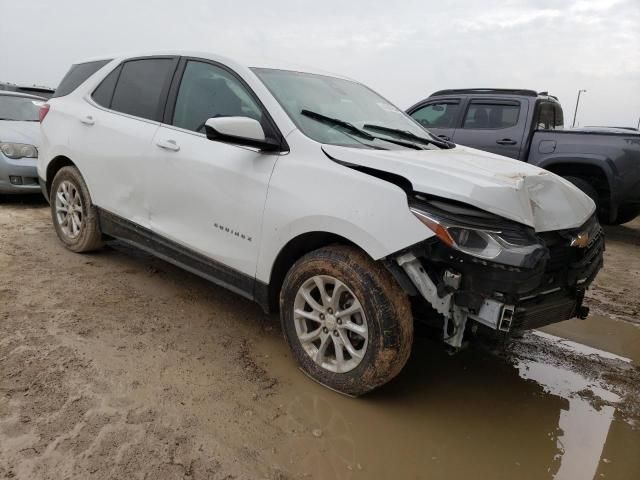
{"left": 293, "top": 275, "right": 369, "bottom": 373}
{"left": 55, "top": 180, "right": 83, "bottom": 239}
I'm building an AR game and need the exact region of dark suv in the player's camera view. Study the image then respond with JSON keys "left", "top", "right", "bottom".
{"left": 408, "top": 89, "right": 640, "bottom": 224}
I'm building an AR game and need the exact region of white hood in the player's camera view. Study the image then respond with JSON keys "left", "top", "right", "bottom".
{"left": 323, "top": 144, "right": 595, "bottom": 232}
{"left": 0, "top": 120, "right": 41, "bottom": 145}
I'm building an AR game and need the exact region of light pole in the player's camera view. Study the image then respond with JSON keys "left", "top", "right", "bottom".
{"left": 572, "top": 89, "right": 587, "bottom": 128}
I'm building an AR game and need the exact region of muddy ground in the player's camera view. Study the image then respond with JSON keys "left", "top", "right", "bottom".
{"left": 1, "top": 195, "right": 639, "bottom": 480}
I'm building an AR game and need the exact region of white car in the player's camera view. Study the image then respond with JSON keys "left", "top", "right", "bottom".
{"left": 0, "top": 91, "right": 45, "bottom": 194}
{"left": 38, "top": 52, "right": 603, "bottom": 395}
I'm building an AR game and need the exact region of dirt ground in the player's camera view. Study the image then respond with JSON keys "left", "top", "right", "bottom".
{"left": 1, "top": 196, "right": 639, "bottom": 480}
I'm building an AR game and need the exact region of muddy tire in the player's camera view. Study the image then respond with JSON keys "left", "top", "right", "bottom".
{"left": 50, "top": 166, "right": 103, "bottom": 253}
{"left": 280, "top": 245, "right": 413, "bottom": 396}
{"left": 610, "top": 205, "right": 640, "bottom": 225}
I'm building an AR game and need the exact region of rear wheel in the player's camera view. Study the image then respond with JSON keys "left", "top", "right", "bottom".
{"left": 564, "top": 176, "right": 599, "bottom": 206}
{"left": 280, "top": 245, "right": 413, "bottom": 396}
{"left": 50, "top": 166, "right": 103, "bottom": 253}
{"left": 564, "top": 175, "right": 607, "bottom": 222}
{"left": 610, "top": 205, "right": 640, "bottom": 225}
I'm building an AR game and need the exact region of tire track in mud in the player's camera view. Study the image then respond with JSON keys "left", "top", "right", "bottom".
{"left": 0, "top": 201, "right": 287, "bottom": 479}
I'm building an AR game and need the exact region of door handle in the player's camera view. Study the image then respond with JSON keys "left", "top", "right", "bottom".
{"left": 80, "top": 115, "right": 95, "bottom": 126}
{"left": 156, "top": 139, "right": 180, "bottom": 152}
{"left": 496, "top": 138, "right": 517, "bottom": 145}
{"left": 437, "top": 135, "right": 451, "bottom": 141}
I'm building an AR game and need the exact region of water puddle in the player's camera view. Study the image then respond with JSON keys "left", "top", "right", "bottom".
{"left": 516, "top": 359, "right": 619, "bottom": 480}
{"left": 541, "top": 314, "right": 640, "bottom": 365}
{"left": 256, "top": 330, "right": 639, "bottom": 479}
{"left": 531, "top": 330, "right": 632, "bottom": 363}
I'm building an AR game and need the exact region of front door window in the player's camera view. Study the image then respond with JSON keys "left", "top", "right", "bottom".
{"left": 173, "top": 61, "right": 263, "bottom": 133}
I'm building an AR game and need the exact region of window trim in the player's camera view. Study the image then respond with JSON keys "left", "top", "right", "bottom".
{"left": 461, "top": 98, "right": 522, "bottom": 131}
{"left": 162, "top": 57, "right": 288, "bottom": 151}
{"left": 87, "top": 55, "right": 180, "bottom": 123}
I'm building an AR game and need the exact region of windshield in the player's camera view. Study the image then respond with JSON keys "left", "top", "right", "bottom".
{"left": 0, "top": 95, "right": 43, "bottom": 121}
{"left": 253, "top": 68, "right": 443, "bottom": 150}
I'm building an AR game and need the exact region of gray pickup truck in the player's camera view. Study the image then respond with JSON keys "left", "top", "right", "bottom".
{"left": 407, "top": 89, "right": 640, "bottom": 224}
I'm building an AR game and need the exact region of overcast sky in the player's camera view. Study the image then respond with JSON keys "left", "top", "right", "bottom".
{"left": 2, "top": 0, "right": 638, "bottom": 127}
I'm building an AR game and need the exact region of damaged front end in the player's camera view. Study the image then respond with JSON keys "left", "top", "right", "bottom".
{"left": 390, "top": 195, "right": 604, "bottom": 348}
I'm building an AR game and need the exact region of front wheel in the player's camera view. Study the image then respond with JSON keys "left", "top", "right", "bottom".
{"left": 280, "top": 245, "right": 413, "bottom": 396}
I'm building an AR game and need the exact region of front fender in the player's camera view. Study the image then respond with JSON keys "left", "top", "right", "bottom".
{"left": 255, "top": 135, "right": 433, "bottom": 283}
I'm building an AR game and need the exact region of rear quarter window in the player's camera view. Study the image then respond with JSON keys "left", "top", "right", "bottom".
{"left": 91, "top": 65, "right": 122, "bottom": 108}
{"left": 536, "top": 102, "right": 564, "bottom": 130}
{"left": 51, "top": 60, "right": 111, "bottom": 98}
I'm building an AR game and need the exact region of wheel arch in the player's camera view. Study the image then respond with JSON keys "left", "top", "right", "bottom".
{"left": 262, "top": 231, "right": 360, "bottom": 313}
{"left": 539, "top": 153, "right": 615, "bottom": 184}
{"left": 45, "top": 155, "right": 77, "bottom": 197}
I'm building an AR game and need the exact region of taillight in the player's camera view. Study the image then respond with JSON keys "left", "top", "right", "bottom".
{"left": 39, "top": 103, "right": 50, "bottom": 123}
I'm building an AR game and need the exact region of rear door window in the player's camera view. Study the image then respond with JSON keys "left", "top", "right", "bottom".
{"left": 410, "top": 101, "right": 460, "bottom": 128}
{"left": 51, "top": 60, "right": 111, "bottom": 98}
{"left": 110, "top": 58, "right": 177, "bottom": 122}
{"left": 462, "top": 101, "right": 520, "bottom": 129}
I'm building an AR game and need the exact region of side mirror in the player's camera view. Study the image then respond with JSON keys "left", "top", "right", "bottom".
{"left": 204, "top": 117, "right": 281, "bottom": 151}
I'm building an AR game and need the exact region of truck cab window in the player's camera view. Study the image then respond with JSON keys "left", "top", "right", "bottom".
{"left": 463, "top": 102, "right": 520, "bottom": 129}
{"left": 411, "top": 102, "right": 460, "bottom": 128}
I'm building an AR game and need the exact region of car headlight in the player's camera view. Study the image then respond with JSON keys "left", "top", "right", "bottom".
{"left": 0, "top": 142, "right": 38, "bottom": 159}
{"left": 409, "top": 199, "right": 547, "bottom": 268}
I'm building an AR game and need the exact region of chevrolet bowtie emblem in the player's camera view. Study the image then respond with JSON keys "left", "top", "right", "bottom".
{"left": 570, "top": 231, "right": 590, "bottom": 248}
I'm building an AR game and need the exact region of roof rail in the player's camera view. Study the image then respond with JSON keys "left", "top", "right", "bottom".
{"left": 430, "top": 88, "right": 539, "bottom": 97}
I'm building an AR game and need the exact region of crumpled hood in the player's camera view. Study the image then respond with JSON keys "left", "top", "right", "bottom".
{"left": 323, "top": 144, "right": 595, "bottom": 232}
{"left": 0, "top": 121, "right": 41, "bottom": 146}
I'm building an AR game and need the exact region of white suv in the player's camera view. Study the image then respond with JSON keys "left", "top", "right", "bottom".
{"left": 38, "top": 51, "right": 603, "bottom": 395}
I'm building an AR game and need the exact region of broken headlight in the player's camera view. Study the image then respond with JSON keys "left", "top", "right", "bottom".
{"left": 409, "top": 197, "right": 547, "bottom": 268}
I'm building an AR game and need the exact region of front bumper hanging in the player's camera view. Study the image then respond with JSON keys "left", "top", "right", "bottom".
{"left": 395, "top": 221, "right": 603, "bottom": 348}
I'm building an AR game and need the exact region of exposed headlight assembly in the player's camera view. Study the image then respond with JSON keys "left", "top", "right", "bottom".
{"left": 0, "top": 142, "right": 38, "bottom": 159}
{"left": 410, "top": 200, "right": 547, "bottom": 268}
